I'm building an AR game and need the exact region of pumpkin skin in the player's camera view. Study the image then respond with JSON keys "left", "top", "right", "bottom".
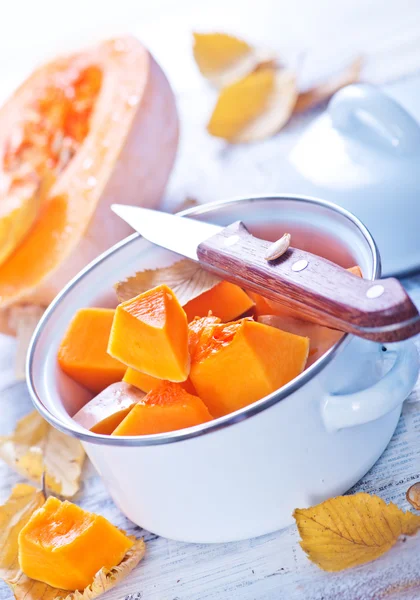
{"left": 18, "top": 496, "right": 133, "bottom": 590}
{"left": 112, "top": 381, "right": 213, "bottom": 436}
{"left": 72, "top": 382, "right": 145, "bottom": 434}
{"left": 0, "top": 36, "right": 178, "bottom": 332}
{"left": 57, "top": 308, "right": 126, "bottom": 393}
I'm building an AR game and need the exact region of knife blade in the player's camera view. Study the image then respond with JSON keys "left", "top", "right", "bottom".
{"left": 111, "top": 204, "right": 420, "bottom": 342}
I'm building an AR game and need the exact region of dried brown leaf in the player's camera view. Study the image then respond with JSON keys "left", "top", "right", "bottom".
{"left": 0, "top": 411, "right": 85, "bottom": 498}
{"left": 207, "top": 67, "right": 297, "bottom": 143}
{"left": 172, "top": 196, "right": 200, "bottom": 214}
{"left": 294, "top": 56, "right": 363, "bottom": 114}
{"left": 8, "top": 304, "right": 45, "bottom": 380}
{"left": 193, "top": 32, "right": 276, "bottom": 88}
{"left": 294, "top": 492, "right": 420, "bottom": 572}
{"left": 115, "top": 258, "right": 221, "bottom": 305}
{"left": 0, "top": 484, "right": 145, "bottom": 600}
{"left": 406, "top": 482, "right": 420, "bottom": 510}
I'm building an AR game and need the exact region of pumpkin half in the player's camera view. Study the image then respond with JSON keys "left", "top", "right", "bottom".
{"left": 0, "top": 36, "right": 178, "bottom": 333}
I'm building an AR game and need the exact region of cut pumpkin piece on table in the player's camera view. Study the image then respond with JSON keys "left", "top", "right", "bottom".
{"left": 123, "top": 368, "right": 196, "bottom": 395}
{"left": 190, "top": 318, "right": 309, "bottom": 417}
{"left": 0, "top": 485, "right": 145, "bottom": 600}
{"left": 18, "top": 495, "right": 139, "bottom": 591}
{"left": 113, "top": 381, "right": 213, "bottom": 435}
{"left": 207, "top": 67, "right": 297, "bottom": 143}
{"left": 72, "top": 382, "right": 145, "bottom": 434}
{"left": 58, "top": 308, "right": 126, "bottom": 394}
{"left": 183, "top": 280, "right": 254, "bottom": 322}
{"left": 109, "top": 284, "right": 190, "bottom": 382}
{"left": 0, "top": 36, "right": 178, "bottom": 332}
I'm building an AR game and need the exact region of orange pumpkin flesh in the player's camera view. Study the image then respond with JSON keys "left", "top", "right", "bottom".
{"left": 258, "top": 314, "right": 343, "bottom": 367}
{"left": 121, "top": 316, "right": 220, "bottom": 395}
{"left": 112, "top": 381, "right": 213, "bottom": 436}
{"left": 57, "top": 308, "right": 126, "bottom": 393}
{"left": 108, "top": 284, "right": 190, "bottom": 382}
{"left": 18, "top": 496, "right": 133, "bottom": 591}
{"left": 190, "top": 318, "right": 309, "bottom": 417}
{"left": 183, "top": 281, "right": 254, "bottom": 322}
{"left": 72, "top": 382, "right": 145, "bottom": 434}
{"left": 0, "top": 36, "right": 178, "bottom": 318}
{"left": 123, "top": 367, "right": 196, "bottom": 395}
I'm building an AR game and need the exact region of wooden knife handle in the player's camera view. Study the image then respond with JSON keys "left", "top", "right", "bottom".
{"left": 196, "top": 221, "right": 420, "bottom": 342}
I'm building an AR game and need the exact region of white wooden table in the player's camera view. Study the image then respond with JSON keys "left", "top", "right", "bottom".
{"left": 1, "top": 1, "right": 420, "bottom": 598}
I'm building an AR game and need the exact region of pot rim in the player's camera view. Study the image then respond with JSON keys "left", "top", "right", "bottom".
{"left": 27, "top": 194, "right": 381, "bottom": 446}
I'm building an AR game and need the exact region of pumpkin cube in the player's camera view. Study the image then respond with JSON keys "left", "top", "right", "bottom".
{"left": 123, "top": 368, "right": 196, "bottom": 394}
{"left": 112, "top": 381, "right": 213, "bottom": 435}
{"left": 108, "top": 284, "right": 190, "bottom": 382}
{"left": 183, "top": 281, "right": 254, "bottom": 322}
{"left": 57, "top": 308, "right": 126, "bottom": 394}
{"left": 190, "top": 319, "right": 309, "bottom": 417}
{"left": 72, "top": 382, "right": 145, "bottom": 434}
{"left": 18, "top": 496, "right": 133, "bottom": 591}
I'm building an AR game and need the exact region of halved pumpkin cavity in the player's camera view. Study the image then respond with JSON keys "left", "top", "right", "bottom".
{"left": 0, "top": 64, "right": 102, "bottom": 266}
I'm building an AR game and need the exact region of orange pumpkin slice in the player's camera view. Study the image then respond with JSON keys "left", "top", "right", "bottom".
{"left": 113, "top": 381, "right": 213, "bottom": 435}
{"left": 190, "top": 318, "right": 309, "bottom": 417}
{"left": 122, "top": 314, "right": 220, "bottom": 393}
{"left": 123, "top": 368, "right": 196, "bottom": 395}
{"left": 108, "top": 284, "right": 190, "bottom": 382}
{"left": 57, "top": 307, "right": 126, "bottom": 394}
{"left": 0, "top": 36, "right": 178, "bottom": 323}
{"left": 72, "top": 382, "right": 145, "bottom": 434}
{"left": 183, "top": 281, "right": 254, "bottom": 322}
{"left": 258, "top": 314, "right": 343, "bottom": 367}
{"left": 18, "top": 496, "right": 134, "bottom": 591}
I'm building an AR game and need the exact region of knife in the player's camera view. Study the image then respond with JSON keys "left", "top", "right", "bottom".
{"left": 111, "top": 204, "right": 420, "bottom": 343}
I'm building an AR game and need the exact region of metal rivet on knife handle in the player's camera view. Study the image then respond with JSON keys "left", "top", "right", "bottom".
{"left": 366, "top": 284, "right": 385, "bottom": 299}
{"left": 292, "top": 259, "right": 308, "bottom": 272}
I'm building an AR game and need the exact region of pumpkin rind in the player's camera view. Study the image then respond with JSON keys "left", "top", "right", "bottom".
{"left": 72, "top": 382, "right": 145, "bottom": 434}
{"left": 0, "top": 36, "right": 178, "bottom": 329}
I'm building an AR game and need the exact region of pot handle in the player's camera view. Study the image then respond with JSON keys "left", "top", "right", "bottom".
{"left": 329, "top": 84, "right": 420, "bottom": 155}
{"left": 322, "top": 340, "right": 419, "bottom": 432}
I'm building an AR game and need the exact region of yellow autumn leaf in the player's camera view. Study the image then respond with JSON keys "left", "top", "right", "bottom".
{"left": 294, "top": 492, "right": 420, "bottom": 572}
{"left": 207, "top": 67, "right": 297, "bottom": 143}
{"left": 0, "top": 411, "right": 85, "bottom": 498}
{"left": 0, "top": 484, "right": 146, "bottom": 600}
{"left": 294, "top": 56, "right": 363, "bottom": 114}
{"left": 193, "top": 32, "right": 276, "bottom": 88}
{"left": 115, "top": 258, "right": 221, "bottom": 305}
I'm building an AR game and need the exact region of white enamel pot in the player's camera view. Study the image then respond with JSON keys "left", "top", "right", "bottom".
{"left": 27, "top": 195, "right": 419, "bottom": 543}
